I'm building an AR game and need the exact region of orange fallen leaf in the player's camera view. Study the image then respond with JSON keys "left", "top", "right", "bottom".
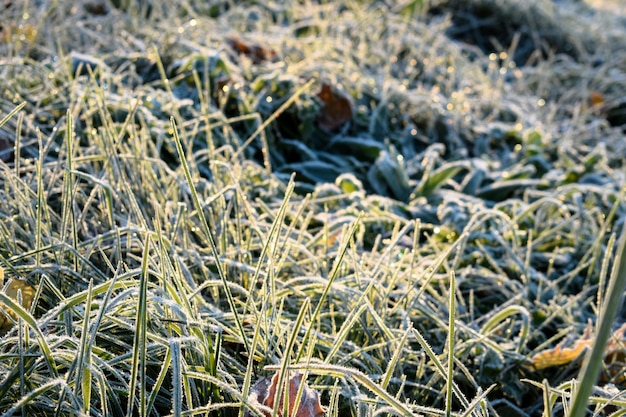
{"left": 529, "top": 338, "right": 591, "bottom": 371}
{"left": 590, "top": 91, "right": 605, "bottom": 107}
{"left": 245, "top": 372, "right": 324, "bottom": 417}
{"left": 316, "top": 83, "right": 352, "bottom": 132}
{"left": 0, "top": 269, "right": 38, "bottom": 335}
{"left": 528, "top": 323, "right": 626, "bottom": 372}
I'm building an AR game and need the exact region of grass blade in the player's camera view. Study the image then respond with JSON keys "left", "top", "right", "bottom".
{"left": 0, "top": 292, "right": 57, "bottom": 378}
{"left": 0, "top": 102, "right": 26, "bottom": 129}
{"left": 232, "top": 79, "right": 315, "bottom": 166}
{"left": 569, "top": 220, "right": 626, "bottom": 417}
{"left": 380, "top": 324, "right": 411, "bottom": 390}
{"left": 171, "top": 339, "right": 183, "bottom": 417}
{"left": 445, "top": 271, "right": 456, "bottom": 417}
{"left": 127, "top": 233, "right": 151, "bottom": 417}
{"left": 295, "top": 212, "right": 363, "bottom": 362}
{"left": 412, "top": 327, "right": 469, "bottom": 409}
{"left": 74, "top": 279, "right": 93, "bottom": 414}
{"left": 273, "top": 298, "right": 310, "bottom": 417}
{"left": 170, "top": 118, "right": 250, "bottom": 356}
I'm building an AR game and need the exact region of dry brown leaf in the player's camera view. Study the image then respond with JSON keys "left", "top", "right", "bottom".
{"left": 83, "top": 0, "right": 109, "bottom": 15}
{"left": 227, "top": 37, "right": 277, "bottom": 64}
{"left": 245, "top": 372, "right": 324, "bottom": 417}
{"left": 529, "top": 339, "right": 592, "bottom": 371}
{"left": 316, "top": 83, "right": 352, "bottom": 132}
{"left": 590, "top": 91, "right": 605, "bottom": 107}
{"left": 0, "top": 270, "right": 37, "bottom": 335}
{"left": 528, "top": 323, "right": 626, "bottom": 373}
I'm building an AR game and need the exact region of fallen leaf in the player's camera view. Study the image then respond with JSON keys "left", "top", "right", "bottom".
{"left": 245, "top": 371, "right": 324, "bottom": 417}
{"left": 590, "top": 91, "right": 605, "bottom": 107}
{"left": 0, "top": 270, "right": 37, "bottom": 335}
{"left": 227, "top": 37, "right": 277, "bottom": 64}
{"left": 528, "top": 323, "right": 626, "bottom": 373}
{"left": 528, "top": 338, "right": 591, "bottom": 371}
{"left": 83, "top": 0, "right": 109, "bottom": 15}
{"left": 316, "top": 83, "right": 352, "bottom": 132}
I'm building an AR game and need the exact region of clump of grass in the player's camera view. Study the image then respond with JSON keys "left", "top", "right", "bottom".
{"left": 0, "top": 0, "right": 625, "bottom": 416}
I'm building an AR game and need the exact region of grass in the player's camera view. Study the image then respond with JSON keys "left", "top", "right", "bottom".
{"left": 0, "top": 0, "right": 626, "bottom": 416}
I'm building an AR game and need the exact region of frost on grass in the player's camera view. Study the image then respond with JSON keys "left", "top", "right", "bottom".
{"left": 0, "top": 0, "right": 625, "bottom": 416}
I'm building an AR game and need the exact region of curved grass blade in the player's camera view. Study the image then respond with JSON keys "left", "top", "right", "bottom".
{"left": 416, "top": 162, "right": 467, "bottom": 198}
{"left": 267, "top": 362, "right": 431, "bottom": 416}
{"left": 0, "top": 379, "right": 69, "bottom": 417}
{"left": 479, "top": 305, "right": 530, "bottom": 353}
{"left": 0, "top": 293, "right": 58, "bottom": 379}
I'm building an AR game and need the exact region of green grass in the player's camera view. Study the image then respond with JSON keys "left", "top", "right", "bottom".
{"left": 1, "top": 0, "right": 626, "bottom": 416}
